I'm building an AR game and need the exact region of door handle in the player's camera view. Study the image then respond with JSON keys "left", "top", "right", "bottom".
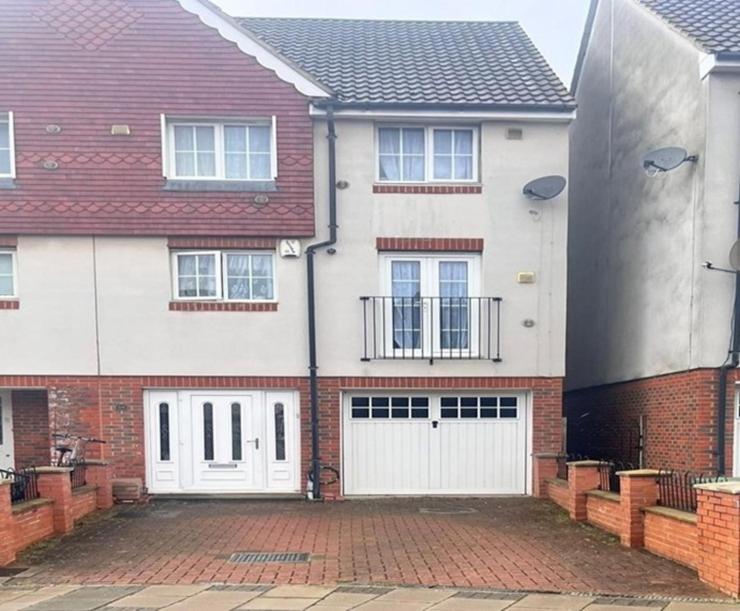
{"left": 432, "top": 420, "right": 439, "bottom": 429}
{"left": 246, "top": 438, "right": 260, "bottom": 450}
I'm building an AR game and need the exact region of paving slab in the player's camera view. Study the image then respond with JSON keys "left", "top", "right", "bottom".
{"left": 665, "top": 605, "right": 740, "bottom": 611}
{"left": 107, "top": 585, "right": 208, "bottom": 608}
{"left": 263, "top": 586, "right": 336, "bottom": 599}
{"left": 240, "top": 598, "right": 320, "bottom": 610}
{"left": 22, "top": 586, "right": 139, "bottom": 611}
{"left": 372, "top": 588, "right": 457, "bottom": 604}
{"left": 165, "top": 589, "right": 265, "bottom": 610}
{"left": 314, "top": 592, "right": 379, "bottom": 607}
{"left": 511, "top": 594, "right": 594, "bottom": 610}
{"left": 585, "top": 606, "right": 667, "bottom": 611}
{"left": 430, "top": 597, "right": 518, "bottom": 610}
{"left": 0, "top": 586, "right": 81, "bottom": 611}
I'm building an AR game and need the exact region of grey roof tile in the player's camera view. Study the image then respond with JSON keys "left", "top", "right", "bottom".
{"left": 238, "top": 18, "right": 575, "bottom": 109}
{"left": 637, "top": 0, "right": 740, "bottom": 54}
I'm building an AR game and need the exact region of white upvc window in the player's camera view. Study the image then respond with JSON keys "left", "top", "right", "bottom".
{"left": 164, "top": 118, "right": 277, "bottom": 181}
{"left": 0, "top": 112, "right": 16, "bottom": 178}
{"left": 172, "top": 250, "right": 276, "bottom": 302}
{"left": 376, "top": 125, "right": 478, "bottom": 183}
{"left": 0, "top": 250, "right": 17, "bottom": 298}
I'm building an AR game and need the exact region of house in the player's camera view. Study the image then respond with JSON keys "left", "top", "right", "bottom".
{"left": 0, "top": 0, "right": 574, "bottom": 498}
{"left": 567, "top": 0, "right": 740, "bottom": 474}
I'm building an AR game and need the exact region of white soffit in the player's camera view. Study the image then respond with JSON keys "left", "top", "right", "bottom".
{"left": 309, "top": 106, "right": 576, "bottom": 123}
{"left": 177, "top": 0, "right": 331, "bottom": 98}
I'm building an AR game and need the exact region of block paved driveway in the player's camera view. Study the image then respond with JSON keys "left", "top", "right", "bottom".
{"left": 7, "top": 498, "right": 722, "bottom": 599}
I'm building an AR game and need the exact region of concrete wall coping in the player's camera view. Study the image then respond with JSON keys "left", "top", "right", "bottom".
{"left": 586, "top": 489, "right": 620, "bottom": 502}
{"left": 533, "top": 452, "right": 561, "bottom": 459}
{"left": 0, "top": 479, "right": 10, "bottom": 486}
{"left": 545, "top": 478, "right": 568, "bottom": 487}
{"left": 615, "top": 469, "right": 661, "bottom": 478}
{"left": 695, "top": 480, "right": 740, "bottom": 495}
{"left": 567, "top": 460, "right": 603, "bottom": 467}
{"left": 81, "top": 460, "right": 109, "bottom": 467}
{"left": 643, "top": 505, "right": 698, "bottom": 524}
{"left": 34, "top": 467, "right": 73, "bottom": 474}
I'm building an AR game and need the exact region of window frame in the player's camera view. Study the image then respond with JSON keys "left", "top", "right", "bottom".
{"left": 0, "top": 112, "right": 16, "bottom": 179}
{"left": 171, "top": 249, "right": 278, "bottom": 303}
{"left": 375, "top": 124, "right": 479, "bottom": 184}
{"left": 163, "top": 117, "right": 277, "bottom": 182}
{"left": 0, "top": 249, "right": 17, "bottom": 299}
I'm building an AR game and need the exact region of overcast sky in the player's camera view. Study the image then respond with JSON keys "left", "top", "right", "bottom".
{"left": 213, "top": 0, "right": 591, "bottom": 87}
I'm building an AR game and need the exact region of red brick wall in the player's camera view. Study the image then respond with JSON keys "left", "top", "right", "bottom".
{"left": 643, "top": 509, "right": 698, "bottom": 570}
{"left": 546, "top": 478, "right": 570, "bottom": 512}
{"left": 0, "top": 0, "right": 314, "bottom": 236}
{"left": 11, "top": 390, "right": 50, "bottom": 468}
{"left": 1, "top": 375, "right": 562, "bottom": 496}
{"left": 696, "top": 488, "right": 740, "bottom": 596}
{"left": 586, "top": 492, "right": 621, "bottom": 535}
{"left": 70, "top": 488, "right": 98, "bottom": 522}
{"left": 566, "top": 369, "right": 732, "bottom": 474}
{"left": 11, "top": 501, "right": 54, "bottom": 553}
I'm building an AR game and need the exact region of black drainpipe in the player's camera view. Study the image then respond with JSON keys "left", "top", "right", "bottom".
{"left": 717, "top": 186, "right": 740, "bottom": 475}
{"left": 306, "top": 104, "right": 338, "bottom": 500}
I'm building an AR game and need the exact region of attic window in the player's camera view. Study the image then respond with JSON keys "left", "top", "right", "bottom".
{"left": 0, "top": 113, "right": 15, "bottom": 178}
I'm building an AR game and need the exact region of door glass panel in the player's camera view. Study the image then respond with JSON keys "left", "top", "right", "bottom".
{"left": 439, "top": 262, "right": 469, "bottom": 350}
{"left": 159, "top": 402, "right": 170, "bottom": 461}
{"left": 0, "top": 396, "right": 3, "bottom": 445}
{"left": 274, "top": 403, "right": 286, "bottom": 461}
{"left": 392, "top": 261, "right": 421, "bottom": 350}
{"left": 203, "top": 402, "right": 214, "bottom": 461}
{"left": 231, "top": 402, "right": 242, "bottom": 461}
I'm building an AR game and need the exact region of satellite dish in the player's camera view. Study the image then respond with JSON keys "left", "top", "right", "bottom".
{"left": 523, "top": 175, "right": 567, "bottom": 200}
{"left": 642, "top": 147, "right": 698, "bottom": 177}
{"left": 730, "top": 240, "right": 740, "bottom": 272}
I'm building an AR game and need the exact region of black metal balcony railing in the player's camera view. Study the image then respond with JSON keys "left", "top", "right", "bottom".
{"left": 0, "top": 467, "right": 40, "bottom": 505}
{"left": 360, "top": 296, "right": 502, "bottom": 363}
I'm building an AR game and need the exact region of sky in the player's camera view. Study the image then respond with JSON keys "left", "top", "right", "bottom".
{"left": 212, "top": 0, "right": 592, "bottom": 87}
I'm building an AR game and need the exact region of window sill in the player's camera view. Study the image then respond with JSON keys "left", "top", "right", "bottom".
{"left": 163, "top": 179, "right": 277, "bottom": 192}
{"left": 0, "top": 300, "right": 19, "bottom": 309}
{"left": 373, "top": 184, "right": 482, "bottom": 194}
{"left": 169, "top": 301, "right": 278, "bottom": 312}
{"left": 0, "top": 178, "right": 16, "bottom": 190}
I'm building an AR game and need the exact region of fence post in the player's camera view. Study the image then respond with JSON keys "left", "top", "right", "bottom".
{"left": 568, "top": 460, "right": 601, "bottom": 521}
{"left": 533, "top": 453, "right": 560, "bottom": 499}
{"left": 84, "top": 460, "right": 113, "bottom": 510}
{"left": 0, "top": 479, "right": 16, "bottom": 566}
{"left": 695, "top": 481, "right": 740, "bottom": 598}
{"left": 35, "top": 467, "right": 74, "bottom": 534}
{"left": 617, "top": 469, "right": 661, "bottom": 548}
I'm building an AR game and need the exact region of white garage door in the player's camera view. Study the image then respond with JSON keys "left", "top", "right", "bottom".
{"left": 343, "top": 393, "right": 529, "bottom": 495}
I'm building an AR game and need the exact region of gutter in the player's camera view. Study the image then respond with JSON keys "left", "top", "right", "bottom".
{"left": 717, "top": 184, "right": 740, "bottom": 475}
{"left": 305, "top": 104, "right": 338, "bottom": 500}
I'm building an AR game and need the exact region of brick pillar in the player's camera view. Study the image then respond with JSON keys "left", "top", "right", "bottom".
{"left": 568, "top": 461, "right": 601, "bottom": 522}
{"left": 84, "top": 460, "right": 113, "bottom": 510}
{"left": 0, "top": 480, "right": 16, "bottom": 566}
{"left": 696, "top": 482, "right": 740, "bottom": 598}
{"left": 533, "top": 453, "right": 560, "bottom": 499}
{"left": 36, "top": 467, "right": 74, "bottom": 534}
{"left": 617, "top": 469, "right": 660, "bottom": 548}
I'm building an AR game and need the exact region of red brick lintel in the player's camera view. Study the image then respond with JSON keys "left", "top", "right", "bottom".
{"left": 373, "top": 184, "right": 482, "bottom": 194}
{"left": 167, "top": 237, "right": 277, "bottom": 250}
{"left": 376, "top": 238, "right": 484, "bottom": 252}
{"left": 169, "top": 301, "right": 278, "bottom": 312}
{"left": 0, "top": 236, "right": 18, "bottom": 248}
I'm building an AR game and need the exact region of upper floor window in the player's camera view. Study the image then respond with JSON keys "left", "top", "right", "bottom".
{"left": 377, "top": 125, "right": 478, "bottom": 183}
{"left": 171, "top": 250, "right": 276, "bottom": 302}
{"left": 0, "top": 250, "right": 17, "bottom": 297}
{"left": 164, "top": 118, "right": 276, "bottom": 181}
{"left": 0, "top": 113, "right": 15, "bottom": 178}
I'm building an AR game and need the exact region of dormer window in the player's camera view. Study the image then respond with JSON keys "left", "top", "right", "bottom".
{"left": 377, "top": 125, "right": 478, "bottom": 183}
{"left": 163, "top": 117, "right": 276, "bottom": 182}
{"left": 0, "top": 113, "right": 15, "bottom": 178}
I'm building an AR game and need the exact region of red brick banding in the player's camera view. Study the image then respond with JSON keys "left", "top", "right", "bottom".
{"left": 0, "top": 236, "right": 17, "bottom": 248}
{"left": 376, "top": 237, "right": 484, "bottom": 252}
{"left": 169, "top": 302, "right": 278, "bottom": 312}
{"left": 167, "top": 237, "right": 277, "bottom": 250}
{"left": 0, "top": 0, "right": 315, "bottom": 237}
{"left": 0, "top": 301, "right": 19, "bottom": 310}
{"left": 373, "top": 185, "right": 482, "bottom": 194}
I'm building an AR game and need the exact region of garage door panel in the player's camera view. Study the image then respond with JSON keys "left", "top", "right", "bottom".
{"left": 344, "top": 393, "right": 528, "bottom": 496}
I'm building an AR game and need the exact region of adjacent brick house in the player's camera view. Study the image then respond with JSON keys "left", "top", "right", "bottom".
{"left": 0, "top": 0, "right": 575, "bottom": 498}
{"left": 567, "top": 0, "right": 740, "bottom": 474}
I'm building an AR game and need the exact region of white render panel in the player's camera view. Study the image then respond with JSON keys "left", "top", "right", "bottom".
{"left": 313, "top": 118, "right": 569, "bottom": 378}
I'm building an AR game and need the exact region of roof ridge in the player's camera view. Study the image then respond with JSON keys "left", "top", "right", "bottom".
{"left": 238, "top": 16, "right": 521, "bottom": 25}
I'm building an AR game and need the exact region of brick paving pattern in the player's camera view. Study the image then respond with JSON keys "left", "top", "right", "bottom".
{"left": 6, "top": 498, "right": 722, "bottom": 599}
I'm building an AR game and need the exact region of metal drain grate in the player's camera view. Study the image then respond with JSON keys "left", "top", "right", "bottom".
{"left": 229, "top": 552, "right": 310, "bottom": 564}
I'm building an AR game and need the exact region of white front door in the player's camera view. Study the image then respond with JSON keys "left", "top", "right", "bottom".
{"left": 0, "top": 391, "right": 13, "bottom": 471}
{"left": 145, "top": 390, "right": 299, "bottom": 494}
{"left": 343, "top": 392, "right": 529, "bottom": 495}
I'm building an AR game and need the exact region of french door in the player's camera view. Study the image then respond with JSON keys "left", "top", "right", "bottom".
{"left": 381, "top": 254, "right": 481, "bottom": 357}
{"left": 0, "top": 391, "right": 13, "bottom": 471}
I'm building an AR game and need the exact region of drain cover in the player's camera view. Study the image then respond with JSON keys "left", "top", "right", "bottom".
{"left": 229, "top": 552, "right": 310, "bottom": 564}
{"left": 419, "top": 507, "right": 478, "bottom": 515}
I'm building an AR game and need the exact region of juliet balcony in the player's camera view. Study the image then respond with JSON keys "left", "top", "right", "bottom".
{"left": 359, "top": 296, "right": 503, "bottom": 364}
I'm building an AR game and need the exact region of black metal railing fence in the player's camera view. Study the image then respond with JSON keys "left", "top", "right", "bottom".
{"left": 658, "top": 470, "right": 727, "bottom": 513}
{"left": 0, "top": 467, "right": 40, "bottom": 504}
{"left": 70, "top": 463, "right": 87, "bottom": 489}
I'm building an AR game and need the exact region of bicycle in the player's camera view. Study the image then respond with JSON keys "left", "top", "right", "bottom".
{"left": 52, "top": 433, "right": 106, "bottom": 467}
